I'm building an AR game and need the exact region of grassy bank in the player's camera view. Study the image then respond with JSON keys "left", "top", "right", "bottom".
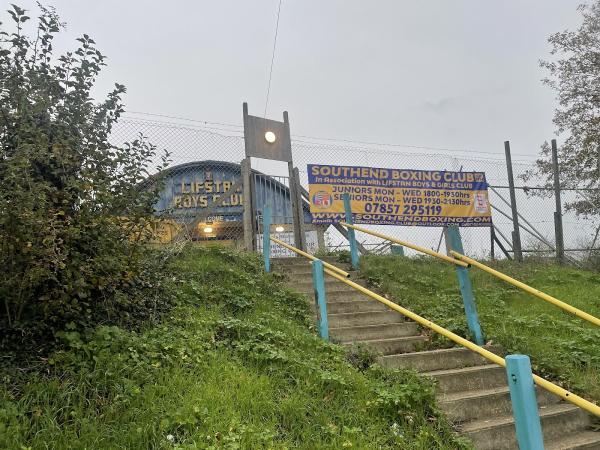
{"left": 0, "top": 247, "right": 469, "bottom": 449}
{"left": 360, "top": 255, "right": 600, "bottom": 402}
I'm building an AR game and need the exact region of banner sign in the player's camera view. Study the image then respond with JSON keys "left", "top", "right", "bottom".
{"left": 257, "top": 231, "right": 318, "bottom": 257}
{"left": 308, "top": 164, "right": 492, "bottom": 227}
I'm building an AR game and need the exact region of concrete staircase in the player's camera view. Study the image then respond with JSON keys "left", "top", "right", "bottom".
{"left": 273, "top": 257, "right": 600, "bottom": 450}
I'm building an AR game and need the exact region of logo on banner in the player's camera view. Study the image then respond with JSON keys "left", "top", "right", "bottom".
{"left": 312, "top": 191, "right": 332, "bottom": 209}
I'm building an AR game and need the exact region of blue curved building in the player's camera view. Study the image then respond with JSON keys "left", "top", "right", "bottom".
{"left": 153, "top": 160, "right": 321, "bottom": 248}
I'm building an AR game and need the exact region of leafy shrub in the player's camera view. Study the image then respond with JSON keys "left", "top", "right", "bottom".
{"left": 0, "top": 4, "right": 171, "bottom": 354}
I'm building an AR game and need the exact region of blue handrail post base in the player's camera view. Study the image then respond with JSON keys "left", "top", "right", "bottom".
{"left": 312, "top": 259, "right": 329, "bottom": 341}
{"left": 342, "top": 193, "right": 360, "bottom": 269}
{"left": 506, "top": 355, "right": 545, "bottom": 450}
{"left": 263, "top": 205, "right": 272, "bottom": 273}
{"left": 391, "top": 245, "right": 404, "bottom": 256}
{"left": 445, "top": 225, "right": 485, "bottom": 346}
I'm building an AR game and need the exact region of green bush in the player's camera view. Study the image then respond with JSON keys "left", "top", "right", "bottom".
{"left": 0, "top": 4, "right": 170, "bottom": 354}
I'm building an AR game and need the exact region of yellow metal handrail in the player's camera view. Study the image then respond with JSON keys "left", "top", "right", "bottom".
{"left": 451, "top": 251, "right": 600, "bottom": 328}
{"left": 271, "top": 237, "right": 600, "bottom": 417}
{"left": 269, "top": 236, "right": 350, "bottom": 278}
{"left": 339, "top": 222, "right": 469, "bottom": 268}
{"left": 269, "top": 237, "right": 600, "bottom": 417}
{"left": 322, "top": 267, "right": 600, "bottom": 417}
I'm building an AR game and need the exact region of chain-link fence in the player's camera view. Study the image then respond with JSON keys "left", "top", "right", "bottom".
{"left": 111, "top": 114, "right": 600, "bottom": 265}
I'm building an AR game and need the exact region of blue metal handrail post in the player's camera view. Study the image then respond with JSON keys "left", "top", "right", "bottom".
{"left": 506, "top": 355, "right": 545, "bottom": 450}
{"left": 445, "top": 225, "right": 484, "bottom": 345}
{"left": 263, "top": 205, "right": 272, "bottom": 273}
{"left": 342, "top": 193, "right": 360, "bottom": 269}
{"left": 312, "top": 260, "right": 329, "bottom": 341}
{"left": 391, "top": 245, "right": 405, "bottom": 256}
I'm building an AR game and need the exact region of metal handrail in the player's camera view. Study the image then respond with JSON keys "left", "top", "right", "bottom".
{"left": 269, "top": 236, "right": 350, "bottom": 278}
{"left": 269, "top": 237, "right": 600, "bottom": 418}
{"left": 322, "top": 266, "right": 600, "bottom": 417}
{"left": 451, "top": 251, "right": 600, "bottom": 328}
{"left": 339, "top": 222, "right": 469, "bottom": 268}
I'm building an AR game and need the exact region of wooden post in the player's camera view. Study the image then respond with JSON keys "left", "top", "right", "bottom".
{"left": 288, "top": 161, "right": 302, "bottom": 250}
{"left": 312, "top": 260, "right": 329, "bottom": 341}
{"left": 241, "top": 157, "right": 254, "bottom": 251}
{"left": 283, "top": 110, "right": 304, "bottom": 251}
{"left": 293, "top": 167, "right": 307, "bottom": 251}
{"left": 551, "top": 139, "right": 565, "bottom": 264}
{"left": 316, "top": 225, "right": 327, "bottom": 252}
{"left": 445, "top": 226, "right": 485, "bottom": 346}
{"left": 262, "top": 205, "right": 271, "bottom": 272}
{"left": 505, "top": 355, "right": 544, "bottom": 450}
{"left": 343, "top": 193, "right": 360, "bottom": 269}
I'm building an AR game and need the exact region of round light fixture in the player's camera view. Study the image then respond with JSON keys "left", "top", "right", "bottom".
{"left": 264, "top": 131, "right": 276, "bottom": 144}
{"left": 203, "top": 226, "right": 213, "bottom": 233}
{"left": 275, "top": 226, "right": 285, "bottom": 232}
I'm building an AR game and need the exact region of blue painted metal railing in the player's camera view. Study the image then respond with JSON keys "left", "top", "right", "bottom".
{"left": 506, "top": 355, "right": 545, "bottom": 450}
{"left": 445, "top": 225, "right": 485, "bottom": 346}
{"left": 312, "top": 259, "right": 329, "bottom": 341}
{"left": 342, "top": 193, "right": 360, "bottom": 270}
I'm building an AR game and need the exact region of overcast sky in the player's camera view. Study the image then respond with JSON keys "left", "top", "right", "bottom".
{"left": 2, "top": 1, "right": 586, "bottom": 160}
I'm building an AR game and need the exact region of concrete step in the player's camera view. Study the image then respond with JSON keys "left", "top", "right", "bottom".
{"left": 438, "top": 386, "right": 559, "bottom": 423}
{"left": 323, "top": 299, "right": 389, "bottom": 314}
{"left": 279, "top": 267, "right": 318, "bottom": 276}
{"left": 324, "top": 288, "right": 369, "bottom": 300}
{"left": 378, "top": 346, "right": 501, "bottom": 372}
{"left": 287, "top": 273, "right": 357, "bottom": 283}
{"left": 426, "top": 364, "right": 507, "bottom": 394}
{"left": 272, "top": 257, "right": 344, "bottom": 268}
{"left": 278, "top": 266, "right": 356, "bottom": 276}
{"left": 293, "top": 279, "right": 352, "bottom": 293}
{"left": 296, "top": 289, "right": 371, "bottom": 303}
{"left": 328, "top": 311, "right": 404, "bottom": 328}
{"left": 344, "top": 336, "right": 428, "bottom": 356}
{"left": 546, "top": 431, "right": 600, "bottom": 450}
{"left": 462, "top": 403, "right": 592, "bottom": 450}
{"left": 331, "top": 322, "right": 420, "bottom": 343}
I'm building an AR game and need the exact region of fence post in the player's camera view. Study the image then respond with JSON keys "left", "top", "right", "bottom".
{"left": 445, "top": 225, "right": 485, "bottom": 346}
{"left": 342, "top": 193, "right": 360, "bottom": 269}
{"left": 292, "top": 167, "right": 307, "bottom": 251}
{"left": 505, "top": 355, "right": 545, "bottom": 450}
{"left": 505, "top": 141, "right": 523, "bottom": 262}
{"left": 263, "top": 205, "right": 271, "bottom": 273}
{"left": 312, "top": 259, "right": 329, "bottom": 341}
{"left": 241, "top": 157, "right": 254, "bottom": 251}
{"left": 551, "top": 139, "right": 565, "bottom": 264}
